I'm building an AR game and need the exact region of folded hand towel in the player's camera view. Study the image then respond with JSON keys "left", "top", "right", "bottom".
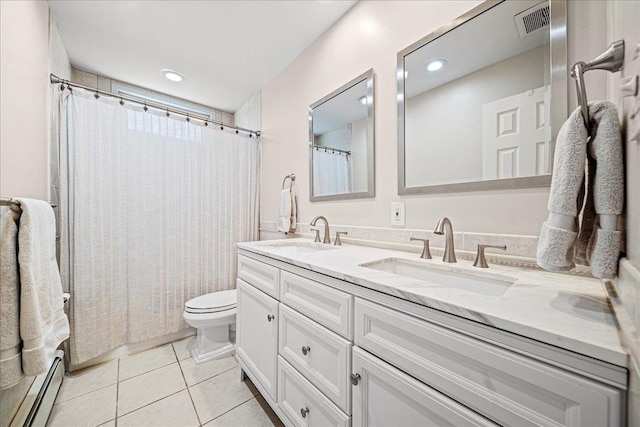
{"left": 277, "top": 189, "right": 292, "bottom": 233}
{"left": 15, "top": 198, "right": 70, "bottom": 376}
{"left": 537, "top": 102, "right": 623, "bottom": 279}
{"left": 0, "top": 206, "right": 23, "bottom": 389}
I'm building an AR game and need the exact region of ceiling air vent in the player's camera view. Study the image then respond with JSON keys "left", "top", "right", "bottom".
{"left": 515, "top": 1, "right": 550, "bottom": 39}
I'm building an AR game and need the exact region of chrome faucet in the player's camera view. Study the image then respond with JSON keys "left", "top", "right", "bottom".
{"left": 434, "top": 217, "right": 456, "bottom": 263}
{"left": 310, "top": 216, "right": 331, "bottom": 244}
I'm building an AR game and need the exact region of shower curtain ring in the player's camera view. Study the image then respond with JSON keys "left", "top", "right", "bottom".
{"left": 186, "top": 114, "right": 190, "bottom": 122}
{"left": 94, "top": 90, "right": 100, "bottom": 99}
{"left": 166, "top": 108, "right": 170, "bottom": 117}
{"left": 119, "top": 97, "right": 124, "bottom": 106}
{"left": 143, "top": 103, "right": 148, "bottom": 112}
{"left": 235, "top": 128, "right": 239, "bottom": 134}
{"left": 204, "top": 120, "right": 208, "bottom": 126}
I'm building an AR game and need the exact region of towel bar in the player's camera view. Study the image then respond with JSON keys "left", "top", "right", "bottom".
{"left": 282, "top": 173, "right": 296, "bottom": 189}
{"left": 0, "top": 198, "right": 57, "bottom": 208}
{"left": 571, "top": 40, "right": 625, "bottom": 135}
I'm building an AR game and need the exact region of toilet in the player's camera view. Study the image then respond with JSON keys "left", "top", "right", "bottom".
{"left": 183, "top": 289, "right": 237, "bottom": 364}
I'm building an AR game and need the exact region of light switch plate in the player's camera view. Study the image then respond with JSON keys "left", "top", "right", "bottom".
{"left": 391, "top": 202, "right": 405, "bottom": 226}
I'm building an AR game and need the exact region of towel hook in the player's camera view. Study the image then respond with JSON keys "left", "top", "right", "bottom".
{"left": 571, "top": 40, "right": 625, "bottom": 134}
{"left": 282, "top": 173, "right": 296, "bottom": 189}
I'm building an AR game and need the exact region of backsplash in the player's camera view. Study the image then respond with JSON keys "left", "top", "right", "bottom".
{"left": 259, "top": 221, "right": 591, "bottom": 276}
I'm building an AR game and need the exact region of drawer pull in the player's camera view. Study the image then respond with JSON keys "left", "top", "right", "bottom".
{"left": 301, "top": 346, "right": 311, "bottom": 355}
{"left": 267, "top": 314, "right": 275, "bottom": 322}
{"left": 300, "top": 407, "right": 310, "bottom": 418}
{"left": 350, "top": 373, "right": 361, "bottom": 386}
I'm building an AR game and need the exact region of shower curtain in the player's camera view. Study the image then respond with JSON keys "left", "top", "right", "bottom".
{"left": 312, "top": 150, "right": 352, "bottom": 196}
{"left": 57, "top": 88, "right": 259, "bottom": 366}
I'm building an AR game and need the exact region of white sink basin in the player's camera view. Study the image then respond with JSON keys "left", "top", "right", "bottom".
{"left": 262, "top": 241, "right": 338, "bottom": 254}
{"left": 360, "top": 258, "right": 516, "bottom": 297}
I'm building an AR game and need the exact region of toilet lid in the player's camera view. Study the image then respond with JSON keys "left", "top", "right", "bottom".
{"left": 185, "top": 289, "right": 237, "bottom": 312}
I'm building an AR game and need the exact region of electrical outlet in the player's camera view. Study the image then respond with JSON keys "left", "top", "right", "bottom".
{"left": 391, "top": 202, "right": 405, "bottom": 226}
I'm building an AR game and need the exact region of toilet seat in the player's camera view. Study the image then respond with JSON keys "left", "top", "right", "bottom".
{"left": 185, "top": 289, "right": 237, "bottom": 314}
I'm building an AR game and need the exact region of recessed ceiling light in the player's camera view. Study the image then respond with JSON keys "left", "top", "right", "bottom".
{"left": 162, "top": 69, "right": 184, "bottom": 82}
{"left": 426, "top": 59, "right": 446, "bottom": 72}
{"left": 359, "top": 96, "right": 368, "bottom": 105}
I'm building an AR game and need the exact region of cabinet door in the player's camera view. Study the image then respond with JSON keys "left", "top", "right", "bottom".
{"left": 236, "top": 279, "right": 279, "bottom": 400}
{"left": 352, "top": 347, "right": 495, "bottom": 427}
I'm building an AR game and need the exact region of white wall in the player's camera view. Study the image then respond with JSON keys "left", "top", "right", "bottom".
{"left": 0, "top": 3, "right": 68, "bottom": 425}
{"left": 0, "top": 1, "right": 51, "bottom": 200}
{"left": 260, "top": 0, "right": 614, "bottom": 236}
{"left": 261, "top": 0, "right": 558, "bottom": 235}
{"left": 234, "top": 90, "right": 262, "bottom": 132}
{"left": 405, "top": 46, "right": 547, "bottom": 187}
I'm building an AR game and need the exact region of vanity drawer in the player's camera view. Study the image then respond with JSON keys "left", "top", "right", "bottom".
{"left": 279, "top": 305, "right": 352, "bottom": 413}
{"left": 280, "top": 270, "right": 353, "bottom": 339}
{"left": 238, "top": 255, "right": 280, "bottom": 299}
{"left": 278, "top": 356, "right": 350, "bottom": 427}
{"left": 354, "top": 298, "right": 623, "bottom": 427}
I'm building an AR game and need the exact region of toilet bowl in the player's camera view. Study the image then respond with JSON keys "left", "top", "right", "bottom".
{"left": 183, "top": 289, "right": 237, "bottom": 364}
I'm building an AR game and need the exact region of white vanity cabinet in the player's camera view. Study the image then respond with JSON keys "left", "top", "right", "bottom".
{"left": 353, "top": 298, "right": 624, "bottom": 427}
{"left": 236, "top": 278, "right": 279, "bottom": 400}
{"left": 235, "top": 250, "right": 626, "bottom": 427}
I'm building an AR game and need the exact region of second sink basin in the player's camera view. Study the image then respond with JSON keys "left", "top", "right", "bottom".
{"left": 360, "top": 258, "right": 516, "bottom": 297}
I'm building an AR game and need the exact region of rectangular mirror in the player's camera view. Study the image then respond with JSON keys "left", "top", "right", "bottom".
{"left": 310, "top": 69, "right": 375, "bottom": 201}
{"left": 398, "top": 0, "right": 566, "bottom": 194}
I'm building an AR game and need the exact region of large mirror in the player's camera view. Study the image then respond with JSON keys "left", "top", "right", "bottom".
{"left": 398, "top": 0, "right": 566, "bottom": 194}
{"left": 310, "top": 69, "right": 374, "bottom": 201}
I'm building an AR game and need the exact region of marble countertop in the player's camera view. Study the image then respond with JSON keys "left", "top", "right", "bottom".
{"left": 237, "top": 238, "right": 628, "bottom": 368}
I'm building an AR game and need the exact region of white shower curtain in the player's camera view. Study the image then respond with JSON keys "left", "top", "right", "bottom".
{"left": 58, "top": 88, "right": 259, "bottom": 366}
{"left": 312, "top": 150, "right": 352, "bottom": 196}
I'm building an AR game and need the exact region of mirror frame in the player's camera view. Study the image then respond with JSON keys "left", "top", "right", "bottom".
{"left": 397, "top": 0, "right": 567, "bottom": 195}
{"left": 309, "top": 69, "right": 375, "bottom": 202}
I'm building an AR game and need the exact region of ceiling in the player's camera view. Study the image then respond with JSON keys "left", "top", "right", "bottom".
{"left": 49, "top": 0, "right": 357, "bottom": 113}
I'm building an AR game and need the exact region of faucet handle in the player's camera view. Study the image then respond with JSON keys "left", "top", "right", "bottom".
{"left": 473, "top": 244, "right": 507, "bottom": 268}
{"left": 410, "top": 237, "right": 432, "bottom": 259}
{"left": 310, "top": 227, "right": 321, "bottom": 243}
{"left": 334, "top": 231, "right": 348, "bottom": 246}
{"left": 333, "top": 231, "right": 347, "bottom": 246}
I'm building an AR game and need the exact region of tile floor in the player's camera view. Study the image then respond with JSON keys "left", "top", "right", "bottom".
{"left": 46, "top": 337, "right": 283, "bottom": 427}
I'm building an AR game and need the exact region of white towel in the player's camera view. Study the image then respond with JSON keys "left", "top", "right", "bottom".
{"left": 537, "top": 102, "right": 623, "bottom": 279}
{"left": 0, "top": 205, "right": 23, "bottom": 389}
{"left": 14, "top": 198, "right": 70, "bottom": 376}
{"left": 277, "top": 188, "right": 297, "bottom": 234}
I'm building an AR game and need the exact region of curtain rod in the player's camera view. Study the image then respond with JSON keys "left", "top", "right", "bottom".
{"left": 49, "top": 74, "right": 261, "bottom": 137}
{"left": 313, "top": 144, "right": 351, "bottom": 155}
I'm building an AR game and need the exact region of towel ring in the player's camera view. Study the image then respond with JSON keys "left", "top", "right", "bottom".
{"left": 571, "top": 40, "right": 624, "bottom": 136}
{"left": 282, "top": 173, "right": 296, "bottom": 189}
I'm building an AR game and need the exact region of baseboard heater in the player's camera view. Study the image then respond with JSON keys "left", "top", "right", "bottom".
{"left": 10, "top": 350, "right": 64, "bottom": 427}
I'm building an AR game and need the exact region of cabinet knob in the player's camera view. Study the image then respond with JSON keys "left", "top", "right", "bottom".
{"left": 350, "top": 373, "right": 361, "bottom": 386}
{"left": 267, "top": 314, "right": 275, "bottom": 322}
{"left": 301, "top": 346, "right": 311, "bottom": 355}
{"left": 300, "top": 407, "right": 310, "bottom": 418}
